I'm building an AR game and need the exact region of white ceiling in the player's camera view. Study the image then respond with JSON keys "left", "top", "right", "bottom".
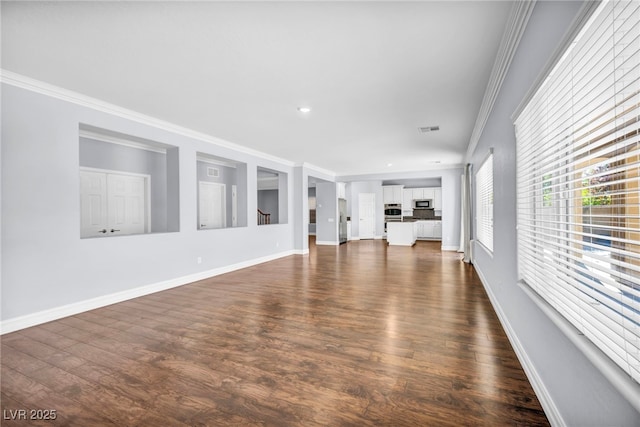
{"left": 1, "top": 1, "right": 513, "bottom": 176}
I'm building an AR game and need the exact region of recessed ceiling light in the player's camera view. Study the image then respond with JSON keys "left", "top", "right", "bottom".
{"left": 298, "top": 107, "right": 311, "bottom": 113}
{"left": 387, "top": 163, "right": 393, "bottom": 167}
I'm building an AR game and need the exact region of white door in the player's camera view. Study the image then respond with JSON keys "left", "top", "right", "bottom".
{"left": 80, "top": 171, "right": 108, "bottom": 237}
{"left": 199, "top": 182, "right": 226, "bottom": 229}
{"left": 358, "top": 193, "right": 376, "bottom": 239}
{"left": 80, "top": 170, "right": 148, "bottom": 238}
{"left": 108, "top": 174, "right": 147, "bottom": 236}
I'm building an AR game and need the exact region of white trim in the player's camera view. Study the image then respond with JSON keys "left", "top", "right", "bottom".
{"left": 465, "top": 0, "right": 536, "bottom": 163}
{"left": 1, "top": 70, "right": 295, "bottom": 167}
{"left": 338, "top": 164, "right": 465, "bottom": 182}
{"left": 196, "top": 154, "right": 239, "bottom": 169}
{"left": 299, "top": 162, "right": 337, "bottom": 179}
{"left": 441, "top": 245, "right": 459, "bottom": 251}
{"left": 315, "top": 240, "right": 339, "bottom": 246}
{"left": 0, "top": 250, "right": 301, "bottom": 335}
{"left": 474, "top": 263, "right": 565, "bottom": 427}
{"left": 80, "top": 128, "right": 166, "bottom": 154}
{"left": 79, "top": 166, "right": 150, "bottom": 180}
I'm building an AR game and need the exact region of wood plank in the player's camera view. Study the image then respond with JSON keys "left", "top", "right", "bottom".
{"left": 0, "top": 239, "right": 549, "bottom": 425}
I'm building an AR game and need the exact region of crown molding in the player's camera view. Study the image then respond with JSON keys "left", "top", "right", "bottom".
{"left": 0, "top": 69, "right": 296, "bottom": 168}
{"left": 297, "top": 162, "right": 337, "bottom": 179}
{"left": 79, "top": 128, "right": 167, "bottom": 154}
{"left": 464, "top": 0, "right": 536, "bottom": 163}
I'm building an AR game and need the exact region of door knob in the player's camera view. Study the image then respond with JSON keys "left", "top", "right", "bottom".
{"left": 110, "top": 229, "right": 120, "bottom": 233}
{"left": 98, "top": 229, "right": 107, "bottom": 233}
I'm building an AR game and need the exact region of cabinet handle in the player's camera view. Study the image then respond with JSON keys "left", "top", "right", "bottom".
{"left": 110, "top": 229, "right": 120, "bottom": 233}
{"left": 98, "top": 229, "right": 107, "bottom": 233}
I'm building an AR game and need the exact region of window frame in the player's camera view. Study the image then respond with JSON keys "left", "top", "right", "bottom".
{"left": 514, "top": 0, "right": 640, "bottom": 390}
{"left": 476, "top": 149, "right": 494, "bottom": 253}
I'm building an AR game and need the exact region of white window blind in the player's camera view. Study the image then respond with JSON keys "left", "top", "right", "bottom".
{"left": 515, "top": 0, "right": 640, "bottom": 383}
{"left": 476, "top": 150, "right": 494, "bottom": 252}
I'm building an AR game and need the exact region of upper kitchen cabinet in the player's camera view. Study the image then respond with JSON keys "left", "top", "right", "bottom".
{"left": 383, "top": 185, "right": 403, "bottom": 204}
{"left": 405, "top": 187, "right": 442, "bottom": 209}
{"left": 402, "top": 189, "right": 413, "bottom": 213}
{"left": 412, "top": 187, "right": 434, "bottom": 200}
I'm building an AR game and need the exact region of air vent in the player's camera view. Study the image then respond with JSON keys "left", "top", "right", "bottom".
{"left": 419, "top": 126, "right": 440, "bottom": 133}
{"left": 207, "top": 167, "right": 220, "bottom": 177}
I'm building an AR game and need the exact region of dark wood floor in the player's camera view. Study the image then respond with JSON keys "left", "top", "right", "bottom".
{"left": 1, "top": 239, "right": 549, "bottom": 426}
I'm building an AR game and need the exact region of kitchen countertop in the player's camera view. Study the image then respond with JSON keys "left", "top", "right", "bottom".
{"left": 402, "top": 217, "right": 441, "bottom": 222}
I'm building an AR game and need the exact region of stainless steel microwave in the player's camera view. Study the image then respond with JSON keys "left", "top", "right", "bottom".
{"left": 414, "top": 199, "right": 432, "bottom": 209}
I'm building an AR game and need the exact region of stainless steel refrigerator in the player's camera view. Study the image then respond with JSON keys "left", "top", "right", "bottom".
{"left": 338, "top": 198, "right": 347, "bottom": 244}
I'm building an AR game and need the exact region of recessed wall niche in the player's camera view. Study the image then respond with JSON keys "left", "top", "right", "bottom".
{"left": 196, "top": 153, "right": 247, "bottom": 229}
{"left": 257, "top": 167, "right": 288, "bottom": 225}
{"left": 78, "top": 124, "right": 179, "bottom": 238}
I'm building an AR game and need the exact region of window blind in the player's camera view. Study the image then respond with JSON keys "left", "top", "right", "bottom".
{"left": 515, "top": 0, "right": 640, "bottom": 383}
{"left": 476, "top": 150, "right": 494, "bottom": 252}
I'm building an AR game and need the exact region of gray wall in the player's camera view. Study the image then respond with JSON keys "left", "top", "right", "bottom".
{"left": 469, "top": 1, "right": 640, "bottom": 425}
{"left": 315, "top": 182, "right": 337, "bottom": 243}
{"left": 258, "top": 189, "right": 279, "bottom": 225}
{"left": 80, "top": 137, "right": 169, "bottom": 233}
{"left": 1, "top": 83, "right": 296, "bottom": 322}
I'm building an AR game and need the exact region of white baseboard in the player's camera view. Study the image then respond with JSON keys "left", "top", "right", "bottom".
{"left": 474, "top": 264, "right": 564, "bottom": 427}
{"left": 441, "top": 245, "right": 458, "bottom": 251}
{"left": 0, "top": 249, "right": 300, "bottom": 335}
{"left": 315, "top": 240, "right": 339, "bottom": 246}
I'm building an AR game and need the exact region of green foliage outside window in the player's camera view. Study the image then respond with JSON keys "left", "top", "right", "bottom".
{"left": 542, "top": 174, "right": 552, "bottom": 207}
{"left": 582, "top": 165, "right": 612, "bottom": 206}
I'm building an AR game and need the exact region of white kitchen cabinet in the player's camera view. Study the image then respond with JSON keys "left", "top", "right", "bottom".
{"left": 412, "top": 188, "right": 423, "bottom": 200}
{"left": 383, "top": 185, "right": 403, "bottom": 204}
{"left": 423, "top": 188, "right": 435, "bottom": 200}
{"left": 415, "top": 220, "right": 441, "bottom": 239}
{"left": 383, "top": 186, "right": 392, "bottom": 204}
{"left": 433, "top": 221, "right": 442, "bottom": 238}
{"left": 402, "top": 189, "right": 413, "bottom": 213}
{"left": 416, "top": 221, "right": 433, "bottom": 238}
{"left": 433, "top": 188, "right": 442, "bottom": 209}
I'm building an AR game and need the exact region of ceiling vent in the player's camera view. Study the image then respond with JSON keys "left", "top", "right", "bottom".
{"left": 419, "top": 126, "right": 440, "bottom": 133}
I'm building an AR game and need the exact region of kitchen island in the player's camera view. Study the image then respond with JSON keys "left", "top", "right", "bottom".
{"left": 386, "top": 222, "right": 417, "bottom": 246}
